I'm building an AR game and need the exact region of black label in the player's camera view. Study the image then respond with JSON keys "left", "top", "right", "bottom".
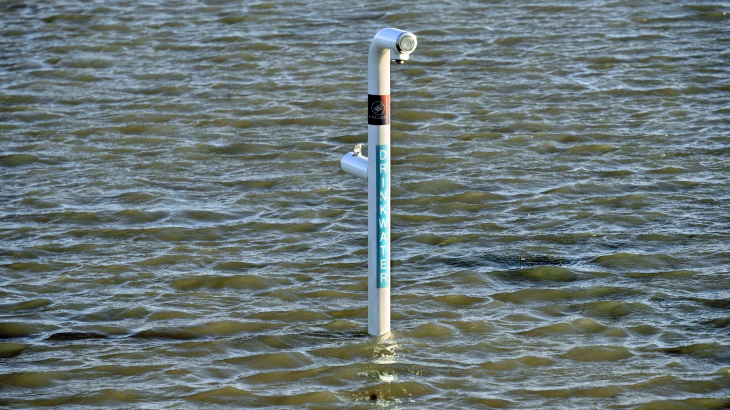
{"left": 368, "top": 94, "right": 390, "bottom": 125}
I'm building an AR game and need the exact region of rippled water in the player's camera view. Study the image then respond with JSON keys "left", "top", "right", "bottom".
{"left": 2, "top": 0, "right": 730, "bottom": 408}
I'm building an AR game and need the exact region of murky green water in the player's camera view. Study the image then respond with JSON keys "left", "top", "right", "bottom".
{"left": 2, "top": 0, "right": 730, "bottom": 408}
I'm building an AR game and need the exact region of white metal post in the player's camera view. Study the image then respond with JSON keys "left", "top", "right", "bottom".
{"left": 367, "top": 34, "right": 391, "bottom": 337}
{"left": 342, "top": 28, "right": 417, "bottom": 336}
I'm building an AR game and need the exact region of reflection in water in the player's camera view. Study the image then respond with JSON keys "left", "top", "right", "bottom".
{"left": 373, "top": 333, "right": 401, "bottom": 365}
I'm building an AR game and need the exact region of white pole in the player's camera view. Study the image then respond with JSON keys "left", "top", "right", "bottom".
{"left": 366, "top": 28, "right": 417, "bottom": 336}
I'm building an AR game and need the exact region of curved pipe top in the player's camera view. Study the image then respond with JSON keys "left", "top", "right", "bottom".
{"left": 371, "top": 28, "right": 417, "bottom": 59}
{"left": 368, "top": 28, "right": 417, "bottom": 95}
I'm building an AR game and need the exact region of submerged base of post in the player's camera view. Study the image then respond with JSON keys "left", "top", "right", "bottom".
{"left": 368, "top": 283, "right": 390, "bottom": 336}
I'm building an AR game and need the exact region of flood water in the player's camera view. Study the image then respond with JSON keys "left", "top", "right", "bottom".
{"left": 1, "top": 0, "right": 730, "bottom": 408}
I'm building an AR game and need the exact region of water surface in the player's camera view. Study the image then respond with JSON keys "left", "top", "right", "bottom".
{"left": 1, "top": 0, "right": 730, "bottom": 408}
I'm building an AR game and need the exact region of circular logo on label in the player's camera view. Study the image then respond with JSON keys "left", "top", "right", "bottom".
{"left": 371, "top": 101, "right": 385, "bottom": 116}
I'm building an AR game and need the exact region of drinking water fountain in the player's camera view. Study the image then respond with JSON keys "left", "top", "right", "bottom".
{"left": 340, "top": 28, "right": 417, "bottom": 336}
